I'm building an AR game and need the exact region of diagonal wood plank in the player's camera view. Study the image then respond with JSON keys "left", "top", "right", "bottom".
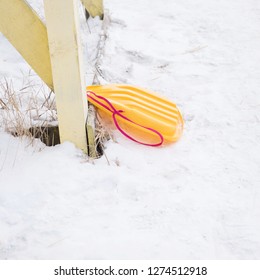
{"left": 0, "top": 0, "right": 53, "bottom": 89}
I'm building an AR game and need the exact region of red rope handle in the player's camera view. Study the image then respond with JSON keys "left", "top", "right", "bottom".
{"left": 87, "top": 90, "right": 164, "bottom": 147}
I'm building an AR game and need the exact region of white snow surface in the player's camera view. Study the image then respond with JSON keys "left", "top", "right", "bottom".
{"left": 0, "top": 0, "right": 260, "bottom": 259}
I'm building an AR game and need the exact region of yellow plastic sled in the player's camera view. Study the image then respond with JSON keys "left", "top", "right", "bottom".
{"left": 87, "top": 84, "right": 183, "bottom": 146}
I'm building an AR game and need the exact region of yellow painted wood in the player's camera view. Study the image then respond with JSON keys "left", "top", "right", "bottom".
{"left": 81, "top": 0, "right": 104, "bottom": 18}
{"left": 0, "top": 0, "right": 53, "bottom": 90}
{"left": 44, "top": 0, "right": 88, "bottom": 152}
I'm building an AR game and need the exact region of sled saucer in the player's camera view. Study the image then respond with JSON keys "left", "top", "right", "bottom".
{"left": 87, "top": 84, "right": 183, "bottom": 146}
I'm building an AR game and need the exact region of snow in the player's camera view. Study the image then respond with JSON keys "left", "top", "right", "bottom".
{"left": 1, "top": 0, "right": 260, "bottom": 259}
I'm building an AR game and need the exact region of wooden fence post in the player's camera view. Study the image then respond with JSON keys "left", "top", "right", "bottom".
{"left": 44, "top": 0, "right": 88, "bottom": 152}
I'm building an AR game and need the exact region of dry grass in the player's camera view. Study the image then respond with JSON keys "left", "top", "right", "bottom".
{"left": 0, "top": 76, "right": 57, "bottom": 146}
{"left": 95, "top": 111, "right": 116, "bottom": 154}
{"left": 0, "top": 76, "right": 111, "bottom": 154}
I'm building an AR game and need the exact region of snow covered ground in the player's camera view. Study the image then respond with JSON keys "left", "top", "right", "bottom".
{"left": 0, "top": 0, "right": 260, "bottom": 259}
